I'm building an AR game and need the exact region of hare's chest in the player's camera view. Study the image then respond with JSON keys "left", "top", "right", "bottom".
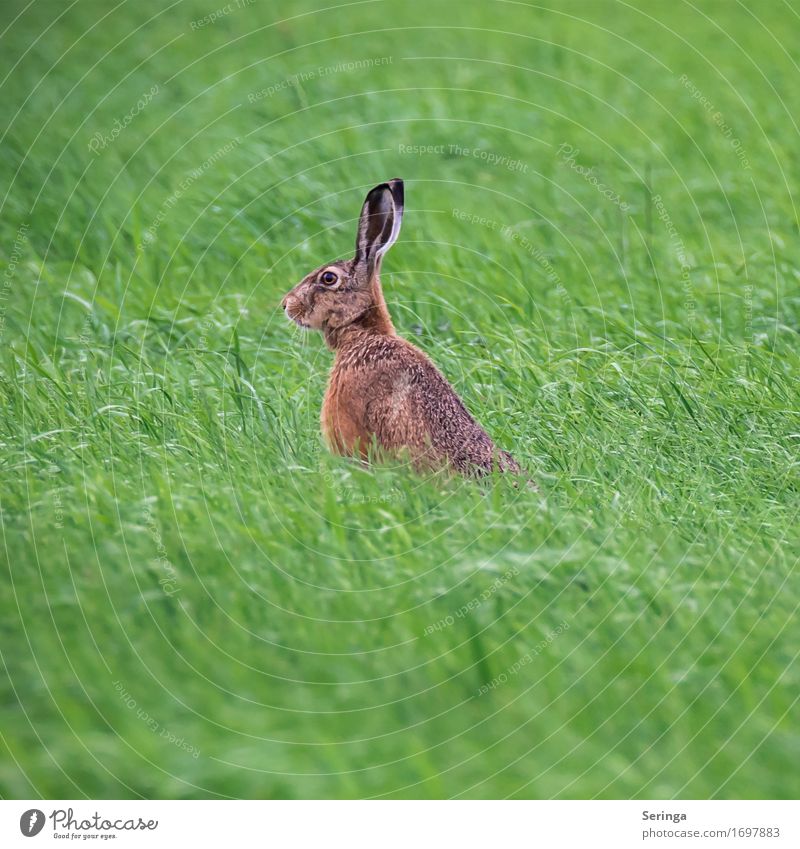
{"left": 321, "top": 366, "right": 372, "bottom": 458}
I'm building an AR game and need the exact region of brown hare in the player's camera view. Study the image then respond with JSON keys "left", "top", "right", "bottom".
{"left": 282, "top": 178, "right": 525, "bottom": 480}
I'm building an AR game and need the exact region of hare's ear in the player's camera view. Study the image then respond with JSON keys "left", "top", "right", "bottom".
{"left": 354, "top": 178, "right": 404, "bottom": 279}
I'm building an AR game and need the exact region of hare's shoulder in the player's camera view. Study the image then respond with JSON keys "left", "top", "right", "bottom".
{"left": 334, "top": 333, "right": 421, "bottom": 371}
{"left": 329, "top": 334, "right": 462, "bottom": 408}
{"left": 345, "top": 335, "right": 474, "bottom": 423}
{"left": 322, "top": 335, "right": 425, "bottom": 456}
{"left": 336, "top": 334, "right": 454, "bottom": 391}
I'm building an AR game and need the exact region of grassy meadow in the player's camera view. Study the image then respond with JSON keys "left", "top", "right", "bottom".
{"left": 1, "top": 0, "right": 799, "bottom": 798}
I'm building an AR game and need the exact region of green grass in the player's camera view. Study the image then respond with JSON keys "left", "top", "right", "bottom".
{"left": 1, "top": 0, "right": 799, "bottom": 799}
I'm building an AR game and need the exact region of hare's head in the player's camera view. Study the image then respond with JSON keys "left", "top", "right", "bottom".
{"left": 282, "top": 179, "right": 404, "bottom": 334}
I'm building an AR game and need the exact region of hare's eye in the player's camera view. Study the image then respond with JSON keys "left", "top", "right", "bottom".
{"left": 320, "top": 270, "right": 338, "bottom": 285}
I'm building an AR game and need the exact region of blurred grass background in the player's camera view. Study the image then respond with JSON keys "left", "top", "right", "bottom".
{"left": 0, "top": 0, "right": 798, "bottom": 798}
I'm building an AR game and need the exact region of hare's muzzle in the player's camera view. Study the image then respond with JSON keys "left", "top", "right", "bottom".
{"left": 282, "top": 292, "right": 308, "bottom": 327}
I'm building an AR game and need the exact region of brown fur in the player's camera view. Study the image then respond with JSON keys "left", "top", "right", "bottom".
{"left": 282, "top": 179, "right": 525, "bottom": 480}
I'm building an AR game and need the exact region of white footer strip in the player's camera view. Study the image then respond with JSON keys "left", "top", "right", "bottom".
{"left": 2, "top": 800, "right": 798, "bottom": 848}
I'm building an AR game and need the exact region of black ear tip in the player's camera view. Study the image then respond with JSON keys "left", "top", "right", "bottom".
{"left": 387, "top": 178, "right": 404, "bottom": 204}
{"left": 365, "top": 179, "right": 404, "bottom": 207}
